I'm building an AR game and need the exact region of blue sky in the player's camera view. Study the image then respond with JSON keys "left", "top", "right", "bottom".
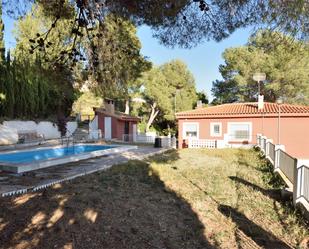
{"left": 3, "top": 15, "right": 252, "bottom": 99}
{"left": 137, "top": 26, "right": 252, "bottom": 99}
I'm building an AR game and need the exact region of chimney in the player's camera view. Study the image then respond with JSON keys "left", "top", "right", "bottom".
{"left": 258, "top": 95, "right": 264, "bottom": 110}
{"left": 104, "top": 98, "right": 115, "bottom": 114}
{"left": 196, "top": 100, "right": 203, "bottom": 109}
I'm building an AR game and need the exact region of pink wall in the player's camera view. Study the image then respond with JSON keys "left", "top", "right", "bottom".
{"left": 97, "top": 113, "right": 137, "bottom": 140}
{"left": 178, "top": 116, "right": 309, "bottom": 158}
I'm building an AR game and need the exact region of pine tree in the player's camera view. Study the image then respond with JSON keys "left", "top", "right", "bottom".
{"left": 0, "top": 0, "right": 5, "bottom": 62}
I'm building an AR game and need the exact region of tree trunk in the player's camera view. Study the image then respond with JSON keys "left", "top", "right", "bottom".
{"left": 146, "top": 102, "right": 159, "bottom": 132}
{"left": 125, "top": 99, "right": 130, "bottom": 114}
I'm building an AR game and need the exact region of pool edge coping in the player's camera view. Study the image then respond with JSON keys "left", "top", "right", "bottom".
{"left": 0, "top": 144, "right": 137, "bottom": 173}
{"left": 0, "top": 148, "right": 171, "bottom": 197}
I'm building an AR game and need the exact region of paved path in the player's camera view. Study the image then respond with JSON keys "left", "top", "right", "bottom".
{"left": 0, "top": 146, "right": 168, "bottom": 197}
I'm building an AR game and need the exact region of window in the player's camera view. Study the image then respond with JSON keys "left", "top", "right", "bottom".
{"left": 210, "top": 122, "right": 222, "bottom": 137}
{"left": 183, "top": 123, "right": 199, "bottom": 139}
{"left": 228, "top": 122, "right": 252, "bottom": 141}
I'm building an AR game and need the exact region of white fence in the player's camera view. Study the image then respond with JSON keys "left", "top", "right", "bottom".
{"left": 123, "top": 134, "right": 155, "bottom": 143}
{"left": 188, "top": 139, "right": 217, "bottom": 148}
{"left": 122, "top": 134, "right": 176, "bottom": 148}
{"left": 136, "top": 134, "right": 156, "bottom": 144}
{"left": 256, "top": 134, "right": 309, "bottom": 212}
{"left": 161, "top": 136, "right": 177, "bottom": 148}
{"left": 186, "top": 137, "right": 228, "bottom": 149}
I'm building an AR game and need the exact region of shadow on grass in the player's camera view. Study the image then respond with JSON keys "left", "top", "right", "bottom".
{"left": 229, "top": 176, "right": 309, "bottom": 244}
{"left": 237, "top": 148, "right": 285, "bottom": 188}
{"left": 229, "top": 176, "right": 282, "bottom": 202}
{"left": 148, "top": 149, "right": 181, "bottom": 164}
{"left": 218, "top": 204, "right": 292, "bottom": 249}
{"left": 0, "top": 153, "right": 215, "bottom": 249}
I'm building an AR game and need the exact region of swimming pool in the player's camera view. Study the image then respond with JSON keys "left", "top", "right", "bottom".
{"left": 0, "top": 144, "right": 137, "bottom": 173}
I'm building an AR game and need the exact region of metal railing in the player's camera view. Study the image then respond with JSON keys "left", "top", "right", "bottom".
{"left": 278, "top": 149, "right": 297, "bottom": 184}
{"left": 122, "top": 134, "right": 176, "bottom": 148}
{"left": 122, "top": 134, "right": 155, "bottom": 143}
{"left": 161, "top": 136, "right": 177, "bottom": 148}
{"left": 136, "top": 134, "right": 156, "bottom": 144}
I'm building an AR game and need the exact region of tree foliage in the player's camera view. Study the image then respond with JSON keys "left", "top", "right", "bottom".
{"left": 0, "top": 4, "right": 76, "bottom": 119}
{"left": 196, "top": 90, "right": 209, "bottom": 105}
{"left": 3, "top": 0, "right": 309, "bottom": 52}
{"left": 72, "top": 91, "right": 103, "bottom": 115}
{"left": 0, "top": 0, "right": 4, "bottom": 62}
{"left": 212, "top": 30, "right": 309, "bottom": 104}
{"left": 136, "top": 60, "right": 197, "bottom": 133}
{"left": 89, "top": 14, "right": 151, "bottom": 98}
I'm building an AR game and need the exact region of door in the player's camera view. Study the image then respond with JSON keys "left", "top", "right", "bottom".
{"left": 104, "top": 117, "right": 112, "bottom": 140}
{"left": 124, "top": 121, "right": 129, "bottom": 141}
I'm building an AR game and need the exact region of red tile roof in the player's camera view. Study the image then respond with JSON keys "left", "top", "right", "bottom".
{"left": 176, "top": 102, "right": 309, "bottom": 119}
{"left": 94, "top": 108, "right": 140, "bottom": 121}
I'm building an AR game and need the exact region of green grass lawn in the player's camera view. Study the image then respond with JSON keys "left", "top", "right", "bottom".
{"left": 0, "top": 148, "right": 308, "bottom": 249}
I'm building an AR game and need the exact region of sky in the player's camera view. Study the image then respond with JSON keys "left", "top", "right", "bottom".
{"left": 137, "top": 26, "right": 252, "bottom": 99}
{"left": 3, "top": 15, "right": 252, "bottom": 100}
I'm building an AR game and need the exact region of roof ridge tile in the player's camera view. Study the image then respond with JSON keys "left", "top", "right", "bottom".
{"left": 176, "top": 101, "right": 309, "bottom": 118}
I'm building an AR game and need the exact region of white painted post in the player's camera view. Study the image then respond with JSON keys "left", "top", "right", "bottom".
{"left": 265, "top": 138, "right": 273, "bottom": 158}
{"left": 293, "top": 159, "right": 309, "bottom": 206}
{"left": 167, "top": 133, "right": 171, "bottom": 148}
{"left": 293, "top": 160, "right": 301, "bottom": 206}
{"left": 223, "top": 133, "right": 229, "bottom": 147}
{"left": 132, "top": 124, "right": 137, "bottom": 142}
{"left": 261, "top": 136, "right": 267, "bottom": 153}
{"left": 104, "top": 117, "right": 112, "bottom": 140}
{"left": 256, "top": 133, "right": 262, "bottom": 147}
{"left": 216, "top": 140, "right": 225, "bottom": 148}
{"left": 274, "top": 144, "right": 285, "bottom": 169}
{"left": 188, "top": 138, "right": 192, "bottom": 148}
{"left": 171, "top": 136, "right": 176, "bottom": 149}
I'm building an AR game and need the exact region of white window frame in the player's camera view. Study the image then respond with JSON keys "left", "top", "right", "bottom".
{"left": 227, "top": 122, "right": 252, "bottom": 142}
{"left": 182, "top": 122, "right": 199, "bottom": 139}
{"left": 210, "top": 122, "right": 222, "bottom": 137}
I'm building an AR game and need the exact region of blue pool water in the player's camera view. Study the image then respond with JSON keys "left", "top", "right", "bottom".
{"left": 0, "top": 145, "right": 115, "bottom": 164}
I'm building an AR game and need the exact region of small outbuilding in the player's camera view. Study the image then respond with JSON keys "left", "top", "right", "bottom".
{"left": 94, "top": 99, "right": 140, "bottom": 141}
{"left": 176, "top": 102, "right": 309, "bottom": 158}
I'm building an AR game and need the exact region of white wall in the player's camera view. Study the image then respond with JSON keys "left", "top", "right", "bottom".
{"left": 0, "top": 120, "right": 78, "bottom": 145}
{"left": 0, "top": 125, "right": 18, "bottom": 145}
{"left": 89, "top": 115, "right": 98, "bottom": 131}
{"left": 36, "top": 122, "right": 61, "bottom": 139}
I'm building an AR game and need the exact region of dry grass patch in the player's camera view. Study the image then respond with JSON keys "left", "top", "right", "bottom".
{"left": 148, "top": 149, "right": 309, "bottom": 248}
{"left": 0, "top": 148, "right": 308, "bottom": 249}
